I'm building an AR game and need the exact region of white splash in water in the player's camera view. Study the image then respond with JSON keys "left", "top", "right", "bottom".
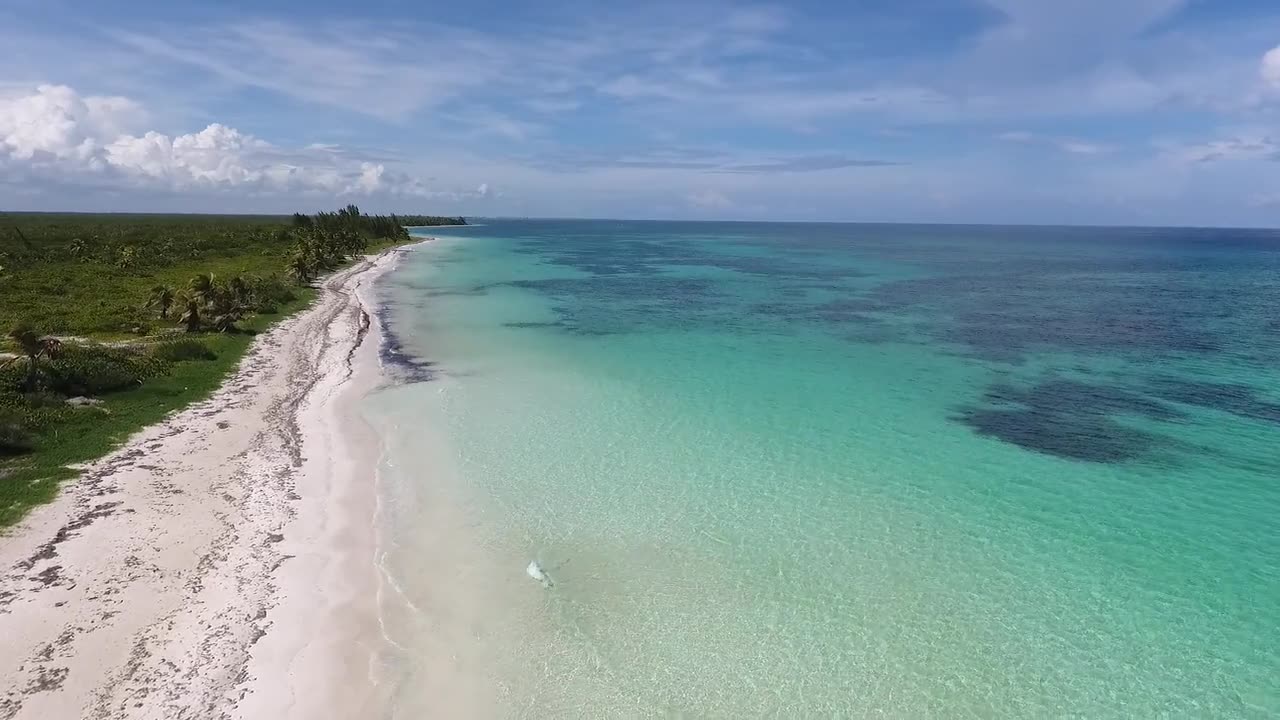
{"left": 526, "top": 560, "right": 553, "bottom": 588}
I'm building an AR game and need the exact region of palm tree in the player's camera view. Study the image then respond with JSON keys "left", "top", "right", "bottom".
{"left": 227, "top": 276, "right": 250, "bottom": 306}
{"left": 175, "top": 293, "right": 202, "bottom": 333}
{"left": 3, "top": 323, "right": 62, "bottom": 392}
{"left": 208, "top": 308, "right": 244, "bottom": 333}
{"left": 335, "top": 227, "right": 367, "bottom": 256}
{"left": 188, "top": 273, "right": 216, "bottom": 304}
{"left": 116, "top": 246, "right": 139, "bottom": 269}
{"left": 206, "top": 284, "right": 245, "bottom": 333}
{"left": 147, "top": 285, "right": 175, "bottom": 319}
{"left": 287, "top": 254, "right": 313, "bottom": 284}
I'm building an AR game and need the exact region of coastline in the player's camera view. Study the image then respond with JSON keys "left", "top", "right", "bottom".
{"left": 0, "top": 244, "right": 415, "bottom": 719}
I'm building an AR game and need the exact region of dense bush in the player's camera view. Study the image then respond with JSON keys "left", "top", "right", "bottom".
{"left": 245, "top": 274, "right": 296, "bottom": 312}
{"left": 0, "top": 407, "right": 33, "bottom": 455}
{"left": 45, "top": 345, "right": 171, "bottom": 396}
{"left": 0, "top": 342, "right": 173, "bottom": 455}
{"left": 0, "top": 391, "right": 69, "bottom": 455}
{"left": 0, "top": 361, "right": 26, "bottom": 395}
{"left": 152, "top": 338, "right": 217, "bottom": 362}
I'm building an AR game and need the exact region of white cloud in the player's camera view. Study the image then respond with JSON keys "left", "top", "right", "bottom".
{"left": 0, "top": 84, "right": 486, "bottom": 200}
{"left": 351, "top": 162, "right": 385, "bottom": 194}
{"left": 1263, "top": 46, "right": 1280, "bottom": 89}
{"left": 0, "top": 84, "right": 143, "bottom": 162}
{"left": 105, "top": 124, "right": 273, "bottom": 186}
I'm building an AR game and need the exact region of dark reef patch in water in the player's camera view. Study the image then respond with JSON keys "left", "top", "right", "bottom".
{"left": 991, "top": 380, "right": 1183, "bottom": 421}
{"left": 503, "top": 321, "right": 567, "bottom": 330}
{"left": 959, "top": 406, "right": 1163, "bottom": 463}
{"left": 511, "top": 231, "right": 866, "bottom": 285}
{"left": 497, "top": 276, "right": 722, "bottom": 335}
{"left": 956, "top": 379, "right": 1181, "bottom": 463}
{"left": 422, "top": 286, "right": 492, "bottom": 298}
{"left": 866, "top": 272, "right": 1227, "bottom": 363}
{"left": 1145, "top": 377, "right": 1280, "bottom": 425}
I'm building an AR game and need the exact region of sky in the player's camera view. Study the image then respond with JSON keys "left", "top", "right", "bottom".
{"left": 1, "top": 0, "right": 1279, "bottom": 226}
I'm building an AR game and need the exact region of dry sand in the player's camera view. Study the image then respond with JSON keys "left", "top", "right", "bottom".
{"left": 0, "top": 247, "right": 409, "bottom": 720}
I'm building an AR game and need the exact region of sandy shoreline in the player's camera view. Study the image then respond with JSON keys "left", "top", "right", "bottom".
{"left": 0, "top": 246, "right": 412, "bottom": 719}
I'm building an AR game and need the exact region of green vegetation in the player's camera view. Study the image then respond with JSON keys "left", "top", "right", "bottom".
{"left": 0, "top": 206, "right": 430, "bottom": 527}
{"left": 389, "top": 214, "right": 466, "bottom": 227}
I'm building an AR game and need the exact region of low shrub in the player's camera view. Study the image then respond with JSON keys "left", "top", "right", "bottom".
{"left": 46, "top": 345, "right": 171, "bottom": 396}
{"left": 0, "top": 408, "right": 33, "bottom": 455}
{"left": 0, "top": 394, "right": 68, "bottom": 454}
{"left": 246, "top": 274, "right": 297, "bottom": 312}
{"left": 0, "top": 362, "right": 24, "bottom": 394}
{"left": 152, "top": 338, "right": 217, "bottom": 362}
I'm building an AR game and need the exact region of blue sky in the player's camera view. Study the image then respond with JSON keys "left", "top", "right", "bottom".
{"left": 2, "top": 0, "right": 1279, "bottom": 225}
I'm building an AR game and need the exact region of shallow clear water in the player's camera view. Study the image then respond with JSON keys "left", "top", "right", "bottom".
{"left": 367, "top": 221, "right": 1280, "bottom": 718}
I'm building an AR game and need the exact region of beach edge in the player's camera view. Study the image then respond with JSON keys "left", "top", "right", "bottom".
{"left": 0, "top": 243, "right": 421, "bottom": 719}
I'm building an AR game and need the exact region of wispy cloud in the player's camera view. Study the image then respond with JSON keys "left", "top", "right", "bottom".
{"left": 110, "top": 21, "right": 506, "bottom": 121}
{"left": 997, "top": 131, "right": 1115, "bottom": 155}
{"left": 522, "top": 148, "right": 898, "bottom": 174}
{"left": 1174, "top": 135, "right": 1279, "bottom": 164}
{"left": 720, "top": 155, "right": 900, "bottom": 172}
{"left": 18, "top": 1, "right": 1275, "bottom": 135}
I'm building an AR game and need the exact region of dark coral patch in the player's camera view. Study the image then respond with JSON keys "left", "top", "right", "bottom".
{"left": 956, "top": 379, "right": 1182, "bottom": 463}
{"left": 1146, "top": 377, "right": 1280, "bottom": 425}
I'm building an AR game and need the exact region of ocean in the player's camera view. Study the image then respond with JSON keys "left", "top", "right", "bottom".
{"left": 363, "top": 221, "right": 1279, "bottom": 718}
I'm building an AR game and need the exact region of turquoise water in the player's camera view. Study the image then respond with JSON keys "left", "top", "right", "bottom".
{"left": 368, "top": 222, "right": 1280, "bottom": 717}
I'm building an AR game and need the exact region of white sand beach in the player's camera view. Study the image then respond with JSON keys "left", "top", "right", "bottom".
{"left": 0, "top": 248, "right": 408, "bottom": 720}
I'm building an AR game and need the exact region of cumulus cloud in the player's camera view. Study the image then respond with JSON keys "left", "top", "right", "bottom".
{"left": 0, "top": 84, "right": 144, "bottom": 163}
{"left": 1263, "top": 46, "right": 1280, "bottom": 89}
{"left": 0, "top": 84, "right": 480, "bottom": 200}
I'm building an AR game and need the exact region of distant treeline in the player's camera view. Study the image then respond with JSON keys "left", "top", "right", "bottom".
{"left": 393, "top": 215, "right": 467, "bottom": 227}
{"left": 0, "top": 205, "right": 415, "bottom": 334}
{"left": 291, "top": 211, "right": 465, "bottom": 230}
